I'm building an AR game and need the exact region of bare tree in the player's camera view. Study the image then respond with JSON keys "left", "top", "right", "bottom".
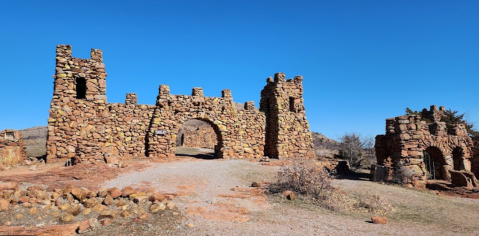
{"left": 339, "top": 133, "right": 363, "bottom": 169}
{"left": 338, "top": 133, "right": 376, "bottom": 169}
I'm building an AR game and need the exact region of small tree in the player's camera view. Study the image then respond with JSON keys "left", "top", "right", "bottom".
{"left": 339, "top": 133, "right": 363, "bottom": 169}
{"left": 338, "top": 133, "right": 376, "bottom": 169}
{"left": 405, "top": 107, "right": 479, "bottom": 138}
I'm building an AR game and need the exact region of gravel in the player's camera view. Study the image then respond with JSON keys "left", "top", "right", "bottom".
{"left": 101, "top": 158, "right": 479, "bottom": 235}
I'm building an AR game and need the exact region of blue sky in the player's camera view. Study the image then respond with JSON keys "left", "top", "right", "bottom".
{"left": 0, "top": 0, "right": 478, "bottom": 140}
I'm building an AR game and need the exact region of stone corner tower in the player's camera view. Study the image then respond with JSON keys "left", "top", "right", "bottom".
{"left": 260, "top": 72, "right": 315, "bottom": 159}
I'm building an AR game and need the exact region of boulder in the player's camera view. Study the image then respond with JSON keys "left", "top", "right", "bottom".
{"left": 282, "top": 191, "right": 296, "bottom": 200}
{"left": 371, "top": 216, "right": 388, "bottom": 224}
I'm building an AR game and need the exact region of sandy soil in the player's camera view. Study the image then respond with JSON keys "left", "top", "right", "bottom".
{"left": 1, "top": 147, "right": 479, "bottom": 235}
{"left": 101, "top": 158, "right": 479, "bottom": 236}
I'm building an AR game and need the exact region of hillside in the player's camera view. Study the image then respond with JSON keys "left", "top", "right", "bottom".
{"left": 20, "top": 126, "right": 47, "bottom": 157}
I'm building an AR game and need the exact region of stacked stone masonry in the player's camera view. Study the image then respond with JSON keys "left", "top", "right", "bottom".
{"left": 0, "top": 129, "right": 27, "bottom": 168}
{"left": 181, "top": 126, "right": 217, "bottom": 149}
{"left": 375, "top": 105, "right": 479, "bottom": 187}
{"left": 46, "top": 45, "right": 315, "bottom": 163}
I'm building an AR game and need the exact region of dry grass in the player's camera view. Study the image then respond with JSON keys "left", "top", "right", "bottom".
{"left": 269, "top": 159, "right": 394, "bottom": 215}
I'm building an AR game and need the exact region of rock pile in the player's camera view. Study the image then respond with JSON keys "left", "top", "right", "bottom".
{"left": 0, "top": 182, "right": 175, "bottom": 234}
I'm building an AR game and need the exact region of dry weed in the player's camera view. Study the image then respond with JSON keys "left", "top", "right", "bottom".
{"left": 269, "top": 159, "right": 394, "bottom": 214}
{"left": 356, "top": 193, "right": 394, "bottom": 215}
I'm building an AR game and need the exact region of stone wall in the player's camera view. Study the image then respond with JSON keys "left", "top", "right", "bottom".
{"left": 0, "top": 129, "right": 27, "bottom": 168}
{"left": 260, "top": 74, "right": 315, "bottom": 159}
{"left": 46, "top": 45, "right": 315, "bottom": 163}
{"left": 182, "top": 126, "right": 217, "bottom": 149}
{"left": 375, "top": 105, "right": 478, "bottom": 187}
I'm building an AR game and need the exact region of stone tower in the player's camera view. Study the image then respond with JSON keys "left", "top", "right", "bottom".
{"left": 46, "top": 45, "right": 108, "bottom": 162}
{"left": 260, "top": 72, "right": 315, "bottom": 159}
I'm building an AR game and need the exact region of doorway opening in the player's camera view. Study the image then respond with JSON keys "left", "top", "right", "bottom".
{"left": 423, "top": 147, "right": 446, "bottom": 180}
{"left": 175, "top": 119, "right": 222, "bottom": 159}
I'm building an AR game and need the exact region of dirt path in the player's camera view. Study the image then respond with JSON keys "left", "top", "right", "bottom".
{"left": 101, "top": 159, "right": 479, "bottom": 236}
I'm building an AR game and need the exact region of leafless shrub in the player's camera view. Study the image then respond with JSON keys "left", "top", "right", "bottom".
{"left": 356, "top": 193, "right": 394, "bottom": 215}
{"left": 391, "top": 165, "right": 416, "bottom": 184}
{"left": 338, "top": 133, "right": 376, "bottom": 169}
{"left": 269, "top": 159, "right": 394, "bottom": 214}
{"left": 270, "top": 159, "right": 332, "bottom": 199}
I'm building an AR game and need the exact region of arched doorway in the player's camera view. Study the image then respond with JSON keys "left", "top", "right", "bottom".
{"left": 452, "top": 147, "right": 464, "bottom": 171}
{"left": 423, "top": 147, "right": 446, "bottom": 180}
{"left": 175, "top": 119, "right": 222, "bottom": 159}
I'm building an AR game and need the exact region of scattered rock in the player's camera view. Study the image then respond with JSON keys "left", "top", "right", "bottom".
{"left": 371, "top": 216, "right": 388, "bottom": 224}
{"left": 166, "top": 202, "right": 176, "bottom": 210}
{"left": 121, "top": 186, "right": 135, "bottom": 197}
{"left": 28, "top": 207, "right": 38, "bottom": 215}
{"left": 61, "top": 213, "right": 75, "bottom": 222}
{"left": 78, "top": 219, "right": 91, "bottom": 233}
{"left": 120, "top": 210, "right": 132, "bottom": 218}
{"left": 103, "top": 195, "right": 114, "bottom": 206}
{"left": 0, "top": 199, "right": 9, "bottom": 211}
{"left": 83, "top": 198, "right": 99, "bottom": 208}
{"left": 66, "top": 204, "right": 82, "bottom": 216}
{"left": 107, "top": 188, "right": 121, "bottom": 199}
{"left": 282, "top": 191, "right": 296, "bottom": 200}
{"left": 148, "top": 193, "right": 165, "bottom": 202}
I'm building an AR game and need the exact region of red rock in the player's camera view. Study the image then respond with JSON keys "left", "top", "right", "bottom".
{"left": 371, "top": 216, "right": 388, "bottom": 224}
{"left": 107, "top": 188, "right": 121, "bottom": 199}
{"left": 0, "top": 182, "right": 18, "bottom": 191}
{"left": 0, "top": 199, "right": 9, "bottom": 211}
{"left": 282, "top": 191, "right": 296, "bottom": 200}
{"left": 78, "top": 219, "right": 90, "bottom": 233}
{"left": 121, "top": 186, "right": 135, "bottom": 197}
{"left": 148, "top": 193, "right": 165, "bottom": 202}
{"left": 18, "top": 196, "right": 30, "bottom": 203}
{"left": 0, "top": 222, "right": 81, "bottom": 236}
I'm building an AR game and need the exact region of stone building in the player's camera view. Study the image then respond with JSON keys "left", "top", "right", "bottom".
{"left": 0, "top": 129, "right": 27, "bottom": 168}
{"left": 181, "top": 126, "right": 217, "bottom": 149}
{"left": 375, "top": 105, "right": 479, "bottom": 187}
{"left": 46, "top": 45, "right": 315, "bottom": 163}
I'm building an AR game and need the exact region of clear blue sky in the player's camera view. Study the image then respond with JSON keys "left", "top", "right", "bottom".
{"left": 0, "top": 0, "right": 478, "bottom": 140}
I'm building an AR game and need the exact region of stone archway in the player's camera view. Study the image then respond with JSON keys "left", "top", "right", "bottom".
{"left": 175, "top": 118, "right": 222, "bottom": 159}
{"left": 452, "top": 147, "right": 465, "bottom": 171}
{"left": 423, "top": 147, "right": 447, "bottom": 180}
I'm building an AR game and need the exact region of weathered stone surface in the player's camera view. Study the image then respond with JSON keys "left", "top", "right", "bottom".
{"left": 61, "top": 213, "right": 75, "bottom": 222}
{"left": 282, "top": 190, "right": 296, "bottom": 200}
{"left": 46, "top": 45, "right": 314, "bottom": 162}
{"left": 0, "top": 182, "right": 18, "bottom": 191}
{"left": 66, "top": 204, "right": 82, "bottom": 216}
{"left": 107, "top": 188, "right": 121, "bottom": 199}
{"left": 121, "top": 186, "right": 135, "bottom": 197}
{"left": 449, "top": 170, "right": 473, "bottom": 188}
{"left": 148, "top": 193, "right": 165, "bottom": 202}
{"left": 375, "top": 105, "right": 478, "bottom": 186}
{"left": 0, "top": 130, "right": 27, "bottom": 169}
{"left": 83, "top": 198, "right": 99, "bottom": 208}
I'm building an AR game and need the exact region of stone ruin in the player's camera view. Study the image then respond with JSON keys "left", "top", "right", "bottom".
{"left": 180, "top": 126, "right": 217, "bottom": 149}
{"left": 374, "top": 105, "right": 479, "bottom": 188}
{"left": 0, "top": 129, "right": 27, "bottom": 169}
{"left": 46, "top": 45, "right": 315, "bottom": 163}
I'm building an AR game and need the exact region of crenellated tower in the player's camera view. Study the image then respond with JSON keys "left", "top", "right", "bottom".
{"left": 260, "top": 72, "right": 315, "bottom": 159}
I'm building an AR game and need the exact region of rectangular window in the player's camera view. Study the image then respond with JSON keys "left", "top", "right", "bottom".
{"left": 5, "top": 132, "right": 15, "bottom": 140}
